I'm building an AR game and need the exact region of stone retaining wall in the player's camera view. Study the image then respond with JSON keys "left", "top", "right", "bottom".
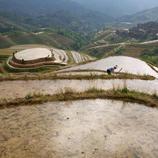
{"left": 12, "top": 55, "right": 55, "bottom": 65}
{"left": 9, "top": 59, "right": 66, "bottom": 68}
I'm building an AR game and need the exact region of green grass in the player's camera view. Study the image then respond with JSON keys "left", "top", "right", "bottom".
{"left": 85, "top": 42, "right": 158, "bottom": 67}
{"left": 86, "top": 45, "right": 118, "bottom": 59}
{"left": 3, "top": 63, "right": 60, "bottom": 73}
{"left": 0, "top": 27, "right": 90, "bottom": 50}
{"left": 0, "top": 71, "right": 155, "bottom": 81}
{"left": 0, "top": 55, "right": 9, "bottom": 63}
{"left": 0, "top": 88, "right": 157, "bottom": 109}
{"left": 141, "top": 55, "right": 158, "bottom": 67}
{"left": 66, "top": 51, "right": 75, "bottom": 64}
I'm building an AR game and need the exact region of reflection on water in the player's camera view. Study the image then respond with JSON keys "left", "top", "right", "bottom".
{"left": 0, "top": 99, "right": 158, "bottom": 158}
{"left": 61, "top": 56, "right": 158, "bottom": 78}
{"left": 0, "top": 79, "right": 158, "bottom": 100}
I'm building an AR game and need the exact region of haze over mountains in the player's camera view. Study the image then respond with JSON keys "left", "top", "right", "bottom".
{"left": 1, "top": 0, "right": 158, "bottom": 33}
{"left": 0, "top": 0, "right": 113, "bottom": 33}
{"left": 0, "top": 0, "right": 114, "bottom": 49}
{"left": 73, "top": 0, "right": 158, "bottom": 17}
{"left": 119, "top": 7, "right": 158, "bottom": 24}
{"left": 1, "top": 0, "right": 158, "bottom": 49}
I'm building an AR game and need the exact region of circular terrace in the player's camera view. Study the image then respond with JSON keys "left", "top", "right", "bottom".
{"left": 9, "top": 48, "right": 56, "bottom": 68}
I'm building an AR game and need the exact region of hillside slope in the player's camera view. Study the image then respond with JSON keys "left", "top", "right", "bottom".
{"left": 119, "top": 7, "right": 158, "bottom": 24}
{"left": 0, "top": 0, "right": 114, "bottom": 49}
{"left": 85, "top": 41, "right": 158, "bottom": 67}
{"left": 73, "top": 0, "right": 158, "bottom": 17}
{"left": 0, "top": 0, "right": 113, "bottom": 33}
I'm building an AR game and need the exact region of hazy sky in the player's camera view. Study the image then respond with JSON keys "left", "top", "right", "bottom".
{"left": 73, "top": 0, "right": 158, "bottom": 16}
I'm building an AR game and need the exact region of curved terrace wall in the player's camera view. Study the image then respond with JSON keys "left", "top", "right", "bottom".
{"left": 12, "top": 55, "right": 54, "bottom": 65}
{"left": 9, "top": 48, "right": 57, "bottom": 68}
{"left": 9, "top": 58, "right": 56, "bottom": 68}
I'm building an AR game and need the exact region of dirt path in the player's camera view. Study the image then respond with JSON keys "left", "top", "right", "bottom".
{"left": 141, "top": 40, "right": 158, "bottom": 44}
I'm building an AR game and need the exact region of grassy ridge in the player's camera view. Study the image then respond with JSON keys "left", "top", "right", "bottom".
{"left": 0, "top": 88, "right": 158, "bottom": 109}
{"left": 0, "top": 72, "right": 155, "bottom": 81}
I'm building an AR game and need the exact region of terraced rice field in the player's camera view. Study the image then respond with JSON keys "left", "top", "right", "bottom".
{"left": 153, "top": 66, "right": 158, "bottom": 72}
{"left": 71, "top": 51, "right": 93, "bottom": 64}
{"left": 0, "top": 99, "right": 158, "bottom": 158}
{"left": 52, "top": 49, "right": 92, "bottom": 65}
{"left": 53, "top": 48, "right": 69, "bottom": 64}
{"left": 61, "top": 56, "right": 158, "bottom": 78}
{"left": 0, "top": 79, "right": 158, "bottom": 100}
{"left": 6, "top": 45, "right": 93, "bottom": 70}
{"left": 0, "top": 53, "right": 158, "bottom": 158}
{"left": 14, "top": 48, "right": 52, "bottom": 61}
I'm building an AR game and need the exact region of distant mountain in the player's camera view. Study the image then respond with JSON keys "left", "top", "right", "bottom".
{"left": 119, "top": 7, "right": 158, "bottom": 24}
{"left": 0, "top": 0, "right": 113, "bottom": 33}
{"left": 73, "top": 0, "right": 158, "bottom": 17}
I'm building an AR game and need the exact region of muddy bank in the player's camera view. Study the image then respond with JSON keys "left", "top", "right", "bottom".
{"left": 0, "top": 99, "right": 158, "bottom": 158}
{"left": 0, "top": 79, "right": 158, "bottom": 100}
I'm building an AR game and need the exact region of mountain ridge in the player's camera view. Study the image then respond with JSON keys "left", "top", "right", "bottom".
{"left": 73, "top": 0, "right": 158, "bottom": 17}
{"left": 119, "top": 6, "right": 158, "bottom": 24}
{"left": 0, "top": 0, "right": 113, "bottom": 33}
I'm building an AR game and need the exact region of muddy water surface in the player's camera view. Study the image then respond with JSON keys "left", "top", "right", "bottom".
{"left": 0, "top": 99, "right": 158, "bottom": 158}
{"left": 0, "top": 79, "right": 158, "bottom": 100}
{"left": 61, "top": 56, "right": 158, "bottom": 78}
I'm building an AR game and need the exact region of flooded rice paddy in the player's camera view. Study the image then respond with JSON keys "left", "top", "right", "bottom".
{"left": 0, "top": 79, "right": 158, "bottom": 100}
{"left": 61, "top": 56, "right": 158, "bottom": 78}
{"left": 0, "top": 99, "right": 158, "bottom": 158}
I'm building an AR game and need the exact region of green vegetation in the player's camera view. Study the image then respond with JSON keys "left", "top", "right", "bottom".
{"left": 0, "top": 88, "right": 157, "bottom": 109}
{"left": 85, "top": 43, "right": 158, "bottom": 67}
{"left": 87, "top": 45, "right": 118, "bottom": 59}
{"left": 141, "top": 48, "right": 158, "bottom": 66}
{"left": 3, "top": 61, "right": 62, "bottom": 73}
{"left": 56, "top": 28, "right": 91, "bottom": 50}
{"left": 0, "top": 0, "right": 113, "bottom": 50}
{"left": 0, "top": 70, "right": 155, "bottom": 81}
{"left": 67, "top": 51, "right": 75, "bottom": 64}
{"left": 0, "top": 55, "right": 9, "bottom": 63}
{"left": 0, "top": 28, "right": 91, "bottom": 50}
{"left": 119, "top": 8, "right": 158, "bottom": 24}
{"left": 113, "top": 46, "right": 125, "bottom": 55}
{"left": 83, "top": 22, "right": 158, "bottom": 66}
